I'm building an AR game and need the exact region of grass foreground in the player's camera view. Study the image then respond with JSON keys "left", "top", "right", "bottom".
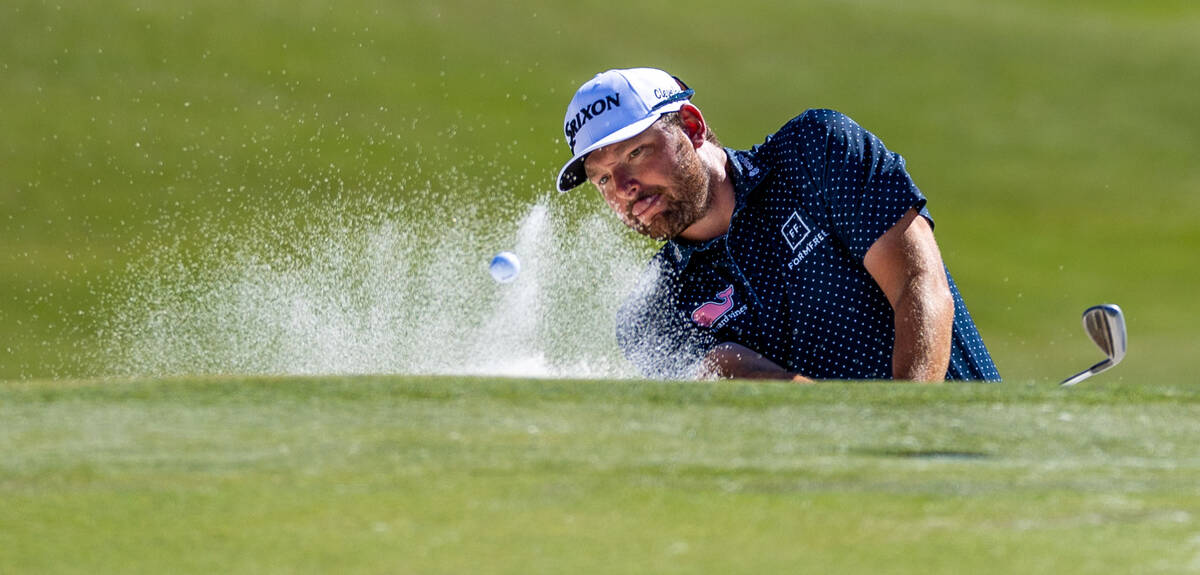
{"left": 3, "top": 375, "right": 1200, "bottom": 573}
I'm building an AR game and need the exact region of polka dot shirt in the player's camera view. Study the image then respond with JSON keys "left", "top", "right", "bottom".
{"left": 616, "top": 109, "right": 1000, "bottom": 381}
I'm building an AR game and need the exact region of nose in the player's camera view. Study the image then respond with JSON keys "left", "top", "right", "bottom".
{"left": 612, "top": 168, "right": 639, "bottom": 200}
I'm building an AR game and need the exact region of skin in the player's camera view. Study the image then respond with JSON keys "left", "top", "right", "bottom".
{"left": 584, "top": 105, "right": 953, "bottom": 383}
{"left": 584, "top": 105, "right": 735, "bottom": 243}
{"left": 862, "top": 208, "right": 955, "bottom": 381}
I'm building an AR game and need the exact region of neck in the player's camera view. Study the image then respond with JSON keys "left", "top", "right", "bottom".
{"left": 678, "top": 144, "right": 735, "bottom": 242}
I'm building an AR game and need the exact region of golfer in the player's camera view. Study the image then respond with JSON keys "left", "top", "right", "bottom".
{"left": 556, "top": 68, "right": 999, "bottom": 381}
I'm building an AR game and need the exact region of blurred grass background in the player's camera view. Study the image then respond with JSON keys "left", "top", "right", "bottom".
{"left": 2, "top": 0, "right": 1197, "bottom": 381}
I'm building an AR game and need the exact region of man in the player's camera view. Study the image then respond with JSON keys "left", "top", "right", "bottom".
{"left": 556, "top": 67, "right": 999, "bottom": 382}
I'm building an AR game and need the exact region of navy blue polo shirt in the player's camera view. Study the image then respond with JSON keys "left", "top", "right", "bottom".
{"left": 616, "top": 109, "right": 1000, "bottom": 381}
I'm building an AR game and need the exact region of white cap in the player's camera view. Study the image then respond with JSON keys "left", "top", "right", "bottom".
{"left": 556, "top": 68, "right": 693, "bottom": 192}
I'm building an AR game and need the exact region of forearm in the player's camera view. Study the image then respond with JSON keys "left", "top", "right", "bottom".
{"left": 891, "top": 276, "right": 954, "bottom": 381}
{"left": 699, "top": 342, "right": 812, "bottom": 382}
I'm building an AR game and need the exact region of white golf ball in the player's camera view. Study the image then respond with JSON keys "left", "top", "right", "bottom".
{"left": 489, "top": 251, "right": 521, "bottom": 283}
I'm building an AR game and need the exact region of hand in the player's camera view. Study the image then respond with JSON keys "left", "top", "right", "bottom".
{"left": 701, "top": 342, "right": 812, "bottom": 382}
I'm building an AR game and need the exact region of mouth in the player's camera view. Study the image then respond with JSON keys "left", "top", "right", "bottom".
{"left": 631, "top": 193, "right": 662, "bottom": 221}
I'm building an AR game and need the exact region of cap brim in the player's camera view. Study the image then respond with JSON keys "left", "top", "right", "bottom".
{"left": 555, "top": 102, "right": 687, "bottom": 192}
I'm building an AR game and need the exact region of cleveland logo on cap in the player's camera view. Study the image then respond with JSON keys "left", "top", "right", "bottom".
{"left": 564, "top": 93, "right": 621, "bottom": 151}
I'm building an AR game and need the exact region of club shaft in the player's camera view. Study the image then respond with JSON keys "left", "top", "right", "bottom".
{"left": 1060, "top": 359, "right": 1112, "bottom": 386}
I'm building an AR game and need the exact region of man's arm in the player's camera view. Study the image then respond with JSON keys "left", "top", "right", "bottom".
{"left": 863, "top": 208, "right": 955, "bottom": 381}
{"left": 699, "top": 342, "right": 812, "bottom": 382}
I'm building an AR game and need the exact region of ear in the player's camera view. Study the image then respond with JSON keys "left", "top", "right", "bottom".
{"left": 677, "top": 103, "right": 707, "bottom": 149}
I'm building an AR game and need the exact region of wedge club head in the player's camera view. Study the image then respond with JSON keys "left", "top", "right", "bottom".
{"left": 1061, "top": 304, "right": 1127, "bottom": 386}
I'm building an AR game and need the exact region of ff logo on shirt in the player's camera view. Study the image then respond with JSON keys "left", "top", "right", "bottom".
{"left": 781, "top": 211, "right": 813, "bottom": 251}
{"left": 782, "top": 210, "right": 830, "bottom": 270}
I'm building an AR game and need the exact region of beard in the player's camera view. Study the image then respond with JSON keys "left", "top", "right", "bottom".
{"left": 625, "top": 143, "right": 712, "bottom": 241}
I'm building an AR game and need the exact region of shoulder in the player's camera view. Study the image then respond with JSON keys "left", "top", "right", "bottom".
{"left": 751, "top": 109, "right": 863, "bottom": 163}
{"left": 777, "top": 109, "right": 863, "bottom": 141}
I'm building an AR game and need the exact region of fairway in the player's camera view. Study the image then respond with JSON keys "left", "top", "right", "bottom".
{"left": 4, "top": 376, "right": 1200, "bottom": 573}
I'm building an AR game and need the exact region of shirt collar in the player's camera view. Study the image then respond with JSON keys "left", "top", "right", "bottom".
{"left": 662, "top": 147, "right": 772, "bottom": 270}
{"left": 725, "top": 147, "right": 772, "bottom": 210}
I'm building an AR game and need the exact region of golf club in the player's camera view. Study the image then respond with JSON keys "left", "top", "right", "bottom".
{"left": 1060, "top": 304, "right": 1127, "bottom": 386}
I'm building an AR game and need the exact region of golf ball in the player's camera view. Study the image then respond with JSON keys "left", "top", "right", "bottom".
{"left": 489, "top": 251, "right": 521, "bottom": 283}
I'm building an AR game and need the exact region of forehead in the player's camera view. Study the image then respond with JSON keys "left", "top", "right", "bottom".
{"left": 583, "top": 122, "right": 668, "bottom": 173}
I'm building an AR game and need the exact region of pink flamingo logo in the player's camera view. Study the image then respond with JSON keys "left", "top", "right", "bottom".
{"left": 692, "top": 285, "right": 735, "bottom": 327}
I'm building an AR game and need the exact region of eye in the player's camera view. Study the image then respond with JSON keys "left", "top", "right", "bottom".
{"left": 629, "top": 146, "right": 644, "bottom": 159}
{"left": 597, "top": 175, "right": 609, "bottom": 186}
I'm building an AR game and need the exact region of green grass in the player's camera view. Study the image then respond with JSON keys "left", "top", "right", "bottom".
{"left": 4, "top": 2, "right": 1198, "bottom": 572}
{"left": 4, "top": 375, "right": 1200, "bottom": 573}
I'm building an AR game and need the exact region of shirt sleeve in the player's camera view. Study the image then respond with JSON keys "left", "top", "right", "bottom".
{"left": 615, "top": 259, "right": 718, "bottom": 380}
{"left": 794, "top": 109, "right": 930, "bottom": 260}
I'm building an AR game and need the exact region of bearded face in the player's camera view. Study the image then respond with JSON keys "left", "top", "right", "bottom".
{"left": 587, "top": 120, "right": 714, "bottom": 241}
{"left": 622, "top": 136, "right": 711, "bottom": 240}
